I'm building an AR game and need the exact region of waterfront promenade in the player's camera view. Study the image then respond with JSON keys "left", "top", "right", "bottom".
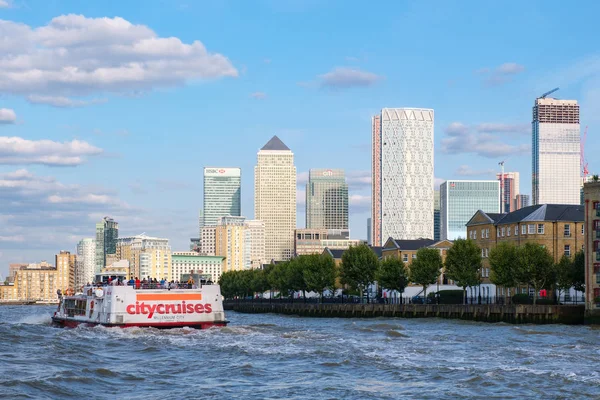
{"left": 224, "top": 301, "right": 585, "bottom": 325}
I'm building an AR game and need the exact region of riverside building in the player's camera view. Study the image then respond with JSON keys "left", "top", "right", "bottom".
{"left": 306, "top": 169, "right": 348, "bottom": 230}
{"left": 171, "top": 252, "right": 224, "bottom": 283}
{"left": 117, "top": 235, "right": 171, "bottom": 280}
{"left": 254, "top": 136, "right": 296, "bottom": 262}
{"left": 76, "top": 238, "right": 96, "bottom": 287}
{"left": 95, "top": 217, "right": 118, "bottom": 274}
{"left": 440, "top": 180, "right": 500, "bottom": 241}
{"left": 294, "top": 228, "right": 364, "bottom": 256}
{"left": 583, "top": 181, "right": 600, "bottom": 316}
{"left": 532, "top": 97, "right": 580, "bottom": 205}
{"left": 372, "top": 108, "right": 434, "bottom": 245}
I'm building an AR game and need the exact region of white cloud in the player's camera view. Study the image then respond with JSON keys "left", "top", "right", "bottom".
{"left": 347, "top": 170, "right": 371, "bottom": 189}
{"left": 441, "top": 122, "right": 530, "bottom": 158}
{"left": 0, "top": 108, "right": 17, "bottom": 124}
{"left": 0, "top": 235, "right": 24, "bottom": 242}
{"left": 455, "top": 165, "right": 496, "bottom": 177}
{"left": 296, "top": 172, "right": 309, "bottom": 186}
{"left": 349, "top": 194, "right": 370, "bottom": 214}
{"left": 475, "top": 123, "right": 529, "bottom": 135}
{"left": 250, "top": 92, "right": 267, "bottom": 100}
{"left": 0, "top": 136, "right": 102, "bottom": 166}
{"left": 318, "top": 67, "right": 382, "bottom": 89}
{"left": 477, "top": 62, "right": 525, "bottom": 86}
{"left": 27, "top": 95, "right": 107, "bottom": 108}
{"left": 0, "top": 14, "right": 238, "bottom": 101}
{"left": 0, "top": 0, "right": 10, "bottom": 8}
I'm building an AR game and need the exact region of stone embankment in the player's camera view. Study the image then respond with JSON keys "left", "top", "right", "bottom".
{"left": 224, "top": 301, "right": 585, "bottom": 325}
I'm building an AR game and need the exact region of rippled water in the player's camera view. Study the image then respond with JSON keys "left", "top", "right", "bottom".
{"left": 0, "top": 306, "right": 598, "bottom": 399}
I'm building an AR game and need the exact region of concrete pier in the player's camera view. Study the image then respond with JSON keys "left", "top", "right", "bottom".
{"left": 224, "top": 302, "right": 585, "bottom": 325}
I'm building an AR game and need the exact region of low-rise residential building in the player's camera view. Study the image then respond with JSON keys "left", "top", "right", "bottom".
{"left": 295, "top": 229, "right": 364, "bottom": 256}
{"left": 583, "top": 182, "right": 600, "bottom": 315}
{"left": 172, "top": 252, "right": 224, "bottom": 283}
{"left": 466, "top": 204, "right": 584, "bottom": 298}
{"left": 117, "top": 235, "right": 172, "bottom": 280}
{"left": 3, "top": 261, "right": 57, "bottom": 303}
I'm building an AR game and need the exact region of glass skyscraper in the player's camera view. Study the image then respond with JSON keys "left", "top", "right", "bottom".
{"left": 440, "top": 180, "right": 500, "bottom": 241}
{"left": 532, "top": 97, "right": 580, "bottom": 205}
{"left": 95, "top": 216, "right": 118, "bottom": 273}
{"left": 202, "top": 167, "right": 241, "bottom": 226}
{"left": 434, "top": 190, "right": 440, "bottom": 241}
{"left": 306, "top": 169, "right": 348, "bottom": 230}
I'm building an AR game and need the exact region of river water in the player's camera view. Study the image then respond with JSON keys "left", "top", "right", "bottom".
{"left": 0, "top": 306, "right": 598, "bottom": 399}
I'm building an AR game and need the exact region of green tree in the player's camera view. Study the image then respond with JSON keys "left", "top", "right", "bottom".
{"left": 489, "top": 242, "right": 522, "bottom": 303}
{"left": 518, "top": 243, "right": 555, "bottom": 305}
{"left": 340, "top": 244, "right": 379, "bottom": 302}
{"left": 303, "top": 254, "right": 337, "bottom": 301}
{"left": 554, "top": 255, "right": 573, "bottom": 303}
{"left": 218, "top": 271, "right": 235, "bottom": 299}
{"left": 286, "top": 257, "right": 309, "bottom": 301}
{"left": 267, "top": 262, "right": 289, "bottom": 298}
{"left": 444, "top": 239, "right": 482, "bottom": 304}
{"left": 377, "top": 257, "right": 408, "bottom": 303}
{"left": 409, "top": 248, "right": 442, "bottom": 299}
{"left": 572, "top": 250, "right": 585, "bottom": 293}
{"left": 250, "top": 269, "right": 269, "bottom": 298}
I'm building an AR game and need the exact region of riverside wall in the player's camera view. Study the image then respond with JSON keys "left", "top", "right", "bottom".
{"left": 224, "top": 301, "right": 585, "bottom": 325}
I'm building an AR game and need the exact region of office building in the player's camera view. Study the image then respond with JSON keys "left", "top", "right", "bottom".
{"left": 198, "top": 225, "right": 216, "bottom": 255}
{"left": 532, "top": 97, "right": 580, "bottom": 205}
{"left": 202, "top": 167, "right": 242, "bottom": 226}
{"left": 95, "top": 217, "right": 118, "bottom": 273}
{"left": 254, "top": 136, "right": 296, "bottom": 261}
{"left": 496, "top": 172, "right": 520, "bottom": 213}
{"left": 172, "top": 252, "right": 225, "bottom": 283}
{"left": 117, "top": 235, "right": 171, "bottom": 280}
{"left": 245, "top": 219, "right": 266, "bottom": 269}
{"left": 295, "top": 228, "right": 363, "bottom": 256}
{"left": 516, "top": 194, "right": 530, "bottom": 210}
{"left": 583, "top": 182, "right": 600, "bottom": 316}
{"left": 306, "top": 169, "right": 348, "bottom": 230}
{"left": 371, "top": 115, "right": 381, "bottom": 246}
{"left": 440, "top": 180, "right": 500, "bottom": 240}
{"left": 76, "top": 238, "right": 96, "bottom": 287}
{"left": 374, "top": 108, "right": 434, "bottom": 244}
{"left": 434, "top": 190, "right": 441, "bottom": 241}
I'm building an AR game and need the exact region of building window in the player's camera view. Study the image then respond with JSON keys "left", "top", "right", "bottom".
{"left": 515, "top": 226, "right": 518, "bottom": 236}
{"left": 564, "top": 224, "right": 571, "bottom": 237}
{"left": 564, "top": 245, "right": 571, "bottom": 257}
{"left": 582, "top": 225, "right": 584, "bottom": 235}
{"left": 412, "top": 254, "right": 416, "bottom": 259}
{"left": 481, "top": 229, "right": 484, "bottom": 239}
{"left": 522, "top": 225, "right": 526, "bottom": 235}
{"left": 501, "top": 227, "right": 505, "bottom": 237}
{"left": 403, "top": 254, "right": 408, "bottom": 262}
{"left": 485, "top": 248, "right": 489, "bottom": 258}
{"left": 481, "top": 249, "right": 485, "bottom": 257}
{"left": 537, "top": 224, "right": 544, "bottom": 234}
{"left": 485, "top": 229, "right": 489, "bottom": 238}
{"left": 507, "top": 227, "right": 511, "bottom": 237}
{"left": 528, "top": 224, "right": 535, "bottom": 234}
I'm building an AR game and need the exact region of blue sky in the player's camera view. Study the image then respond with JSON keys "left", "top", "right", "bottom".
{"left": 1, "top": 0, "right": 599, "bottom": 277}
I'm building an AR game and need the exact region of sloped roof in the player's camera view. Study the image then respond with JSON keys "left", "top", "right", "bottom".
{"left": 390, "top": 239, "right": 437, "bottom": 251}
{"left": 324, "top": 248, "right": 345, "bottom": 259}
{"left": 370, "top": 246, "right": 383, "bottom": 258}
{"left": 261, "top": 135, "right": 290, "bottom": 151}
{"left": 498, "top": 204, "right": 583, "bottom": 224}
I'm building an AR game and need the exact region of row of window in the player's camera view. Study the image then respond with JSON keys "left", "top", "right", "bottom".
{"left": 470, "top": 223, "right": 582, "bottom": 239}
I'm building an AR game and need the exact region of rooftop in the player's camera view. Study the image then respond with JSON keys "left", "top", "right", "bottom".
{"left": 387, "top": 239, "right": 437, "bottom": 251}
{"left": 468, "top": 204, "right": 584, "bottom": 226}
{"left": 260, "top": 135, "right": 290, "bottom": 151}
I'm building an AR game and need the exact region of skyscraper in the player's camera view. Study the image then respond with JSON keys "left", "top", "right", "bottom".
{"left": 375, "top": 108, "right": 434, "bottom": 243}
{"left": 202, "top": 167, "right": 241, "bottom": 226}
{"left": 95, "top": 217, "right": 118, "bottom": 273}
{"left": 532, "top": 97, "right": 580, "bottom": 205}
{"left": 496, "top": 172, "right": 520, "bottom": 213}
{"left": 367, "top": 218, "right": 372, "bottom": 245}
{"left": 371, "top": 115, "right": 381, "bottom": 246}
{"left": 516, "top": 194, "right": 530, "bottom": 209}
{"left": 254, "top": 136, "right": 296, "bottom": 262}
{"left": 434, "top": 190, "right": 441, "bottom": 241}
{"left": 306, "top": 169, "right": 348, "bottom": 230}
{"left": 440, "top": 180, "right": 500, "bottom": 240}
{"left": 76, "top": 238, "right": 96, "bottom": 287}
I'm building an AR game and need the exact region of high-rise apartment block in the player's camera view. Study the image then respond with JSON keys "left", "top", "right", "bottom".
{"left": 371, "top": 115, "right": 381, "bottom": 246}
{"left": 440, "top": 180, "right": 500, "bottom": 240}
{"left": 497, "top": 172, "right": 520, "bottom": 212}
{"left": 198, "top": 225, "right": 216, "bottom": 256}
{"left": 254, "top": 136, "right": 296, "bottom": 262}
{"left": 215, "top": 216, "right": 247, "bottom": 272}
{"left": 372, "top": 108, "right": 434, "bottom": 245}
{"left": 532, "top": 97, "right": 580, "bottom": 205}
{"left": 95, "top": 217, "right": 118, "bottom": 273}
{"left": 245, "top": 219, "right": 266, "bottom": 269}
{"left": 306, "top": 169, "right": 348, "bottom": 230}
{"left": 202, "top": 167, "right": 242, "bottom": 226}
{"left": 76, "top": 238, "right": 96, "bottom": 287}
{"left": 55, "top": 251, "right": 76, "bottom": 291}
{"left": 117, "top": 235, "right": 171, "bottom": 280}
{"left": 516, "top": 194, "right": 530, "bottom": 210}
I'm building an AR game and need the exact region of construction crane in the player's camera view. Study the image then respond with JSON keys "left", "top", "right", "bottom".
{"left": 538, "top": 87, "right": 559, "bottom": 99}
{"left": 581, "top": 126, "right": 589, "bottom": 178}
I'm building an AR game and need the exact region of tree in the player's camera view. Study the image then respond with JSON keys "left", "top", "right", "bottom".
{"left": 377, "top": 257, "right": 408, "bottom": 303}
{"left": 340, "top": 244, "right": 379, "bottom": 302}
{"left": 489, "top": 242, "right": 522, "bottom": 303}
{"left": 572, "top": 250, "right": 585, "bottom": 293}
{"left": 250, "top": 269, "right": 269, "bottom": 298}
{"left": 444, "top": 239, "right": 482, "bottom": 304}
{"left": 518, "top": 243, "right": 555, "bottom": 305}
{"left": 554, "top": 255, "right": 573, "bottom": 303}
{"left": 303, "top": 254, "right": 337, "bottom": 301}
{"left": 268, "top": 262, "right": 289, "bottom": 298}
{"left": 409, "top": 248, "right": 442, "bottom": 299}
{"left": 286, "top": 257, "right": 309, "bottom": 301}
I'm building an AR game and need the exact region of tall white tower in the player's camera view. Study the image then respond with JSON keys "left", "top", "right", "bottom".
{"left": 532, "top": 97, "right": 580, "bottom": 205}
{"left": 254, "top": 136, "right": 297, "bottom": 262}
{"left": 76, "top": 238, "right": 96, "bottom": 287}
{"left": 380, "top": 108, "right": 434, "bottom": 242}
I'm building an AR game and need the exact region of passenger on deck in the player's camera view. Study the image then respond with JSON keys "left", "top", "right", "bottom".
{"left": 187, "top": 276, "right": 194, "bottom": 289}
{"left": 128, "top": 277, "right": 134, "bottom": 287}
{"left": 135, "top": 277, "right": 141, "bottom": 289}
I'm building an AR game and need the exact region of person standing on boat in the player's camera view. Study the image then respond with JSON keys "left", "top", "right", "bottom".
{"left": 135, "top": 277, "right": 141, "bottom": 289}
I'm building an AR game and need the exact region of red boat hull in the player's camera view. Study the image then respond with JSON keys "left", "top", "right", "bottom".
{"left": 52, "top": 317, "right": 228, "bottom": 329}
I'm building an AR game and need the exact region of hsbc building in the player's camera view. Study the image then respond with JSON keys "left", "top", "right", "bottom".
{"left": 203, "top": 167, "right": 242, "bottom": 226}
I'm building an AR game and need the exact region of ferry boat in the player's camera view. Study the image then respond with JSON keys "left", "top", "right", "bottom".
{"left": 52, "top": 279, "right": 228, "bottom": 329}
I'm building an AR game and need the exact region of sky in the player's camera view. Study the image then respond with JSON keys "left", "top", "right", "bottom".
{"left": 1, "top": 0, "right": 599, "bottom": 277}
